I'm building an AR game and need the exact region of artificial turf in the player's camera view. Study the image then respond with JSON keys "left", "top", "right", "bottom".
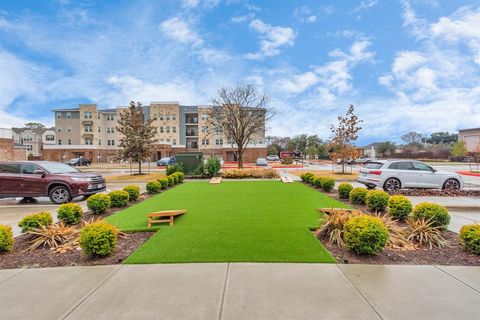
{"left": 106, "top": 181, "right": 348, "bottom": 263}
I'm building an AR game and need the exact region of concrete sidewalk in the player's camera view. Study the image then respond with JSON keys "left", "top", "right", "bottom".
{"left": 1, "top": 263, "right": 479, "bottom": 320}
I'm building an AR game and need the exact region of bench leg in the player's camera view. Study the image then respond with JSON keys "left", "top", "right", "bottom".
{"left": 169, "top": 216, "right": 174, "bottom": 226}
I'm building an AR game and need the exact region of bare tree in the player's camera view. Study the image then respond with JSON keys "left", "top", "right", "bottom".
{"left": 401, "top": 131, "right": 424, "bottom": 146}
{"left": 210, "top": 84, "right": 274, "bottom": 169}
{"left": 329, "top": 105, "right": 363, "bottom": 173}
{"left": 116, "top": 101, "right": 157, "bottom": 175}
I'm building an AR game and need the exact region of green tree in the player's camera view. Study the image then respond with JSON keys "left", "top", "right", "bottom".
{"left": 116, "top": 101, "right": 157, "bottom": 175}
{"left": 267, "top": 145, "right": 279, "bottom": 155}
{"left": 376, "top": 141, "right": 397, "bottom": 158}
{"left": 451, "top": 141, "right": 468, "bottom": 157}
{"left": 306, "top": 145, "right": 318, "bottom": 159}
{"left": 426, "top": 132, "right": 458, "bottom": 144}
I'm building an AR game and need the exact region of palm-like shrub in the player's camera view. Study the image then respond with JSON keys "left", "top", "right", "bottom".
{"left": 123, "top": 185, "right": 140, "bottom": 201}
{"left": 338, "top": 183, "right": 353, "bottom": 199}
{"left": 87, "top": 194, "right": 111, "bottom": 214}
{"left": 459, "top": 224, "right": 480, "bottom": 255}
{"left": 57, "top": 203, "right": 83, "bottom": 225}
{"left": 387, "top": 195, "right": 412, "bottom": 220}
{"left": 407, "top": 218, "right": 447, "bottom": 249}
{"left": 18, "top": 212, "right": 53, "bottom": 233}
{"left": 316, "top": 210, "right": 354, "bottom": 247}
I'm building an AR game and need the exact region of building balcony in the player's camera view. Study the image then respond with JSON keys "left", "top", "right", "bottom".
{"left": 185, "top": 122, "right": 198, "bottom": 125}
{"left": 82, "top": 132, "right": 94, "bottom": 138}
{"left": 82, "top": 119, "right": 93, "bottom": 124}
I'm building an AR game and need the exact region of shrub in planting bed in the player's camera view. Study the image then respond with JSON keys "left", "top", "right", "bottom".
{"left": 87, "top": 194, "right": 111, "bottom": 214}
{"left": 146, "top": 181, "right": 162, "bottom": 194}
{"left": 349, "top": 187, "right": 368, "bottom": 205}
{"left": 459, "top": 224, "right": 480, "bottom": 255}
{"left": 158, "top": 178, "right": 169, "bottom": 189}
{"left": 365, "top": 190, "right": 389, "bottom": 212}
{"left": 18, "top": 212, "right": 53, "bottom": 233}
{"left": 338, "top": 183, "right": 353, "bottom": 199}
{"left": 165, "top": 163, "right": 183, "bottom": 175}
{"left": 0, "top": 224, "right": 14, "bottom": 252}
{"left": 412, "top": 202, "right": 450, "bottom": 230}
{"left": 57, "top": 203, "right": 83, "bottom": 225}
{"left": 222, "top": 169, "right": 279, "bottom": 179}
{"left": 167, "top": 175, "right": 175, "bottom": 186}
{"left": 79, "top": 220, "right": 118, "bottom": 257}
{"left": 175, "top": 172, "right": 185, "bottom": 182}
{"left": 108, "top": 190, "right": 130, "bottom": 207}
{"left": 344, "top": 215, "right": 389, "bottom": 255}
{"left": 321, "top": 178, "right": 335, "bottom": 192}
{"left": 300, "top": 172, "right": 314, "bottom": 182}
{"left": 312, "top": 177, "right": 324, "bottom": 188}
{"left": 123, "top": 185, "right": 140, "bottom": 201}
{"left": 169, "top": 174, "right": 179, "bottom": 184}
{"left": 387, "top": 195, "right": 412, "bottom": 220}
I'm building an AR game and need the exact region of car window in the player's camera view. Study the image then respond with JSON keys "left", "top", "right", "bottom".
{"left": 0, "top": 163, "right": 20, "bottom": 174}
{"left": 40, "top": 162, "right": 79, "bottom": 174}
{"left": 21, "top": 164, "right": 39, "bottom": 174}
{"left": 365, "top": 162, "right": 383, "bottom": 169}
{"left": 412, "top": 162, "right": 433, "bottom": 171}
{"left": 389, "top": 162, "right": 413, "bottom": 170}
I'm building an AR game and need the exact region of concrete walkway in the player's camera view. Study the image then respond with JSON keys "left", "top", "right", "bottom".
{"left": 1, "top": 263, "right": 479, "bottom": 320}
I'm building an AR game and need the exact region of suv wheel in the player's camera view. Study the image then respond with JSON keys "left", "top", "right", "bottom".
{"left": 383, "top": 178, "right": 401, "bottom": 192}
{"left": 49, "top": 186, "right": 72, "bottom": 204}
{"left": 443, "top": 178, "right": 460, "bottom": 190}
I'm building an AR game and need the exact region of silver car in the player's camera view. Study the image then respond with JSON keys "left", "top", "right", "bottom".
{"left": 357, "top": 160, "right": 464, "bottom": 192}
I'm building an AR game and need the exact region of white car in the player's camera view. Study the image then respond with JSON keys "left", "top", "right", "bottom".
{"left": 357, "top": 160, "right": 464, "bottom": 192}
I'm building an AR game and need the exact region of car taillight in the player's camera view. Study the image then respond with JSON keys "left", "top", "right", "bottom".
{"left": 369, "top": 170, "right": 382, "bottom": 175}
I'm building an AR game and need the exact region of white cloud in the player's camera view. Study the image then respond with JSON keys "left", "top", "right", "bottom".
{"left": 294, "top": 6, "right": 317, "bottom": 23}
{"left": 277, "top": 72, "right": 318, "bottom": 94}
{"left": 159, "top": 17, "right": 203, "bottom": 46}
{"left": 231, "top": 13, "right": 255, "bottom": 23}
{"left": 181, "top": 0, "right": 220, "bottom": 9}
{"left": 354, "top": 0, "right": 378, "bottom": 12}
{"left": 245, "top": 19, "right": 296, "bottom": 59}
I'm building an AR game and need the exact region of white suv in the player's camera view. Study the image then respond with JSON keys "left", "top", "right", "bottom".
{"left": 357, "top": 160, "right": 464, "bottom": 192}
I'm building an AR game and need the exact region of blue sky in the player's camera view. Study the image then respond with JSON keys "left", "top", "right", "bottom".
{"left": 1, "top": 0, "right": 480, "bottom": 145}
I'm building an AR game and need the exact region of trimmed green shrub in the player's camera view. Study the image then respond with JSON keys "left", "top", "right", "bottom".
{"left": 167, "top": 175, "right": 175, "bottom": 186}
{"left": 158, "top": 177, "right": 169, "bottom": 189}
{"left": 57, "top": 203, "right": 83, "bottom": 225}
{"left": 87, "top": 194, "right": 111, "bottom": 214}
{"left": 175, "top": 172, "right": 185, "bottom": 182}
{"left": 349, "top": 188, "right": 368, "bottom": 205}
{"left": 300, "top": 172, "right": 314, "bottom": 182}
{"left": 312, "top": 176, "right": 324, "bottom": 188}
{"left": 365, "top": 190, "right": 389, "bottom": 212}
{"left": 344, "top": 215, "right": 389, "bottom": 255}
{"left": 0, "top": 224, "right": 14, "bottom": 252}
{"left": 206, "top": 158, "right": 221, "bottom": 177}
{"left": 18, "top": 212, "right": 53, "bottom": 233}
{"left": 321, "top": 178, "right": 335, "bottom": 192}
{"left": 146, "top": 180, "right": 161, "bottom": 194}
{"left": 123, "top": 185, "right": 140, "bottom": 201}
{"left": 108, "top": 190, "right": 129, "bottom": 207}
{"left": 387, "top": 195, "right": 412, "bottom": 220}
{"left": 79, "top": 220, "right": 118, "bottom": 257}
{"left": 412, "top": 202, "right": 450, "bottom": 229}
{"left": 459, "top": 224, "right": 480, "bottom": 255}
{"left": 170, "top": 174, "right": 179, "bottom": 184}
{"left": 166, "top": 163, "right": 183, "bottom": 175}
{"left": 338, "top": 183, "right": 353, "bottom": 199}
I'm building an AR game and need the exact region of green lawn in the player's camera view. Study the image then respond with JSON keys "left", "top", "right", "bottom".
{"left": 106, "top": 181, "right": 348, "bottom": 263}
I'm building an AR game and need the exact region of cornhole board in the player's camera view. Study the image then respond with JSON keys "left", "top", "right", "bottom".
{"left": 210, "top": 177, "right": 223, "bottom": 184}
{"left": 280, "top": 176, "right": 294, "bottom": 183}
{"left": 147, "top": 210, "right": 187, "bottom": 227}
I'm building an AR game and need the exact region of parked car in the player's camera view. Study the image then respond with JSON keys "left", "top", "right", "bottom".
{"left": 156, "top": 157, "right": 176, "bottom": 166}
{"left": 266, "top": 155, "right": 280, "bottom": 161}
{"left": 256, "top": 158, "right": 269, "bottom": 166}
{"left": 66, "top": 158, "right": 91, "bottom": 166}
{"left": 354, "top": 156, "right": 372, "bottom": 164}
{"left": 357, "top": 160, "right": 464, "bottom": 192}
{"left": 0, "top": 161, "right": 106, "bottom": 204}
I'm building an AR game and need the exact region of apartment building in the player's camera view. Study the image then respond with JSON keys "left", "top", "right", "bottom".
{"left": 12, "top": 125, "right": 55, "bottom": 157}
{"left": 0, "top": 128, "right": 27, "bottom": 161}
{"left": 43, "top": 102, "right": 267, "bottom": 162}
{"left": 458, "top": 128, "right": 480, "bottom": 153}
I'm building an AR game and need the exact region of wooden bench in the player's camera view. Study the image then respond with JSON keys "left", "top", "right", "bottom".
{"left": 147, "top": 210, "right": 187, "bottom": 227}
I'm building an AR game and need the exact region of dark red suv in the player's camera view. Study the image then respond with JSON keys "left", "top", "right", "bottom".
{"left": 0, "top": 161, "right": 106, "bottom": 204}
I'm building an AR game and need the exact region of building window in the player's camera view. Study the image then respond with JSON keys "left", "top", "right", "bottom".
{"left": 98, "top": 127, "right": 101, "bottom": 133}
{"left": 57, "top": 127, "right": 62, "bottom": 133}
{"left": 166, "top": 127, "right": 170, "bottom": 133}
{"left": 172, "top": 114, "right": 176, "bottom": 120}
{"left": 45, "top": 135, "right": 54, "bottom": 141}
{"left": 107, "top": 127, "right": 115, "bottom": 134}
{"left": 201, "top": 114, "right": 208, "bottom": 121}
{"left": 84, "top": 112, "right": 93, "bottom": 119}
{"left": 99, "top": 140, "right": 101, "bottom": 146}
{"left": 67, "top": 126, "right": 72, "bottom": 132}
{"left": 58, "top": 139, "right": 62, "bottom": 145}
{"left": 68, "top": 139, "right": 72, "bottom": 145}
{"left": 166, "top": 114, "right": 170, "bottom": 121}
{"left": 159, "top": 114, "right": 164, "bottom": 120}
{"left": 166, "top": 139, "right": 170, "bottom": 143}
{"left": 107, "top": 140, "right": 115, "bottom": 146}
{"left": 84, "top": 125, "right": 93, "bottom": 132}
{"left": 172, "top": 126, "right": 176, "bottom": 133}
{"left": 173, "top": 139, "right": 176, "bottom": 145}
{"left": 57, "top": 112, "right": 61, "bottom": 119}
{"left": 201, "top": 126, "right": 209, "bottom": 133}
{"left": 202, "top": 139, "right": 209, "bottom": 146}
{"left": 159, "top": 127, "right": 164, "bottom": 133}
{"left": 107, "top": 114, "right": 115, "bottom": 121}
{"left": 26, "top": 145, "right": 33, "bottom": 151}
{"left": 216, "top": 139, "right": 223, "bottom": 146}
{"left": 85, "top": 138, "right": 93, "bottom": 145}
{"left": 66, "top": 112, "right": 71, "bottom": 119}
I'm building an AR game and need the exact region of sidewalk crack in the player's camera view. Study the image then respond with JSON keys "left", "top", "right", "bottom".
{"left": 434, "top": 265, "right": 480, "bottom": 295}
{"left": 218, "top": 263, "right": 230, "bottom": 320}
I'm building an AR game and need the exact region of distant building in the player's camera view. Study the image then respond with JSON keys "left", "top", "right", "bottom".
{"left": 0, "top": 128, "right": 27, "bottom": 161}
{"left": 12, "top": 125, "right": 54, "bottom": 157}
{"left": 458, "top": 128, "right": 480, "bottom": 153}
{"left": 43, "top": 102, "right": 266, "bottom": 163}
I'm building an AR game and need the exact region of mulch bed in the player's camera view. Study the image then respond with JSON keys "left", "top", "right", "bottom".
{"left": 0, "top": 232, "right": 154, "bottom": 269}
{"left": 0, "top": 192, "right": 159, "bottom": 270}
{"left": 322, "top": 231, "right": 480, "bottom": 266}
{"left": 390, "top": 189, "right": 480, "bottom": 197}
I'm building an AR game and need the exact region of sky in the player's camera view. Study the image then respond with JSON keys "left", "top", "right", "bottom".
{"left": 0, "top": 0, "right": 479, "bottom": 145}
